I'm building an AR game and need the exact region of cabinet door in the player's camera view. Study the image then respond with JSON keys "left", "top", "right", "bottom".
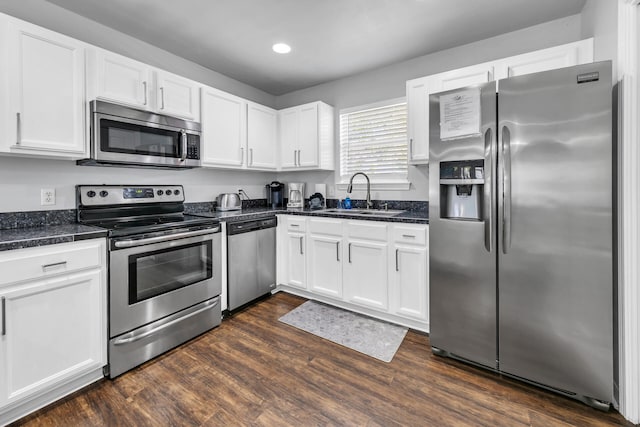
{"left": 431, "top": 63, "right": 494, "bottom": 93}
{"left": 0, "top": 270, "right": 105, "bottom": 406}
{"left": 247, "top": 102, "right": 277, "bottom": 170}
{"left": 285, "top": 232, "right": 306, "bottom": 289}
{"left": 7, "top": 21, "right": 85, "bottom": 155}
{"left": 343, "top": 239, "right": 389, "bottom": 310}
{"left": 95, "top": 50, "right": 151, "bottom": 109}
{"left": 495, "top": 39, "right": 593, "bottom": 80}
{"left": 390, "top": 245, "right": 428, "bottom": 322}
{"left": 279, "top": 107, "right": 298, "bottom": 169}
{"left": 201, "top": 88, "right": 246, "bottom": 168}
{"left": 298, "top": 103, "right": 319, "bottom": 167}
{"left": 156, "top": 70, "right": 199, "bottom": 120}
{"left": 407, "top": 77, "right": 430, "bottom": 164}
{"left": 308, "top": 235, "right": 342, "bottom": 298}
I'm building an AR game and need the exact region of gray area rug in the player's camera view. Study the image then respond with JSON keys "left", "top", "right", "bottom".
{"left": 278, "top": 301, "right": 408, "bottom": 362}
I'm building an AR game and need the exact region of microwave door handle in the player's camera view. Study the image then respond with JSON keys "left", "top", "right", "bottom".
{"left": 180, "top": 130, "right": 187, "bottom": 161}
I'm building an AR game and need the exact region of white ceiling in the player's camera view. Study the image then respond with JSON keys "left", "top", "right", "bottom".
{"left": 46, "top": 0, "right": 586, "bottom": 95}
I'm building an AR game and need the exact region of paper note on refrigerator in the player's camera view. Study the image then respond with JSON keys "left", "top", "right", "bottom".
{"left": 439, "top": 88, "right": 482, "bottom": 140}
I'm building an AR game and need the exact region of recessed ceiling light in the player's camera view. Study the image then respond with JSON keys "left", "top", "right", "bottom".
{"left": 272, "top": 43, "right": 291, "bottom": 54}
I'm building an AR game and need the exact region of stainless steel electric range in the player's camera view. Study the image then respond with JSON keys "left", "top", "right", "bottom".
{"left": 77, "top": 185, "right": 222, "bottom": 378}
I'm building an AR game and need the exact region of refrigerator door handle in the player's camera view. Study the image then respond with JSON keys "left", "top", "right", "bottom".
{"left": 483, "top": 127, "right": 493, "bottom": 253}
{"left": 501, "top": 125, "right": 512, "bottom": 254}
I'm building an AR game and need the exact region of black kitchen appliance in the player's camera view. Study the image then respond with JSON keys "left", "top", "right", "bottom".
{"left": 266, "top": 181, "right": 285, "bottom": 209}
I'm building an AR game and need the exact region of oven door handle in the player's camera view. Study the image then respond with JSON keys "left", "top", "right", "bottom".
{"left": 112, "top": 298, "right": 219, "bottom": 346}
{"left": 113, "top": 227, "right": 220, "bottom": 248}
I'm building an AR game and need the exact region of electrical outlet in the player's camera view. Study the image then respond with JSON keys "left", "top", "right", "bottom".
{"left": 327, "top": 185, "right": 335, "bottom": 197}
{"left": 41, "top": 188, "right": 55, "bottom": 206}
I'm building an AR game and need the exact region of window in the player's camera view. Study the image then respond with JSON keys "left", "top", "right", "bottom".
{"left": 339, "top": 98, "right": 409, "bottom": 189}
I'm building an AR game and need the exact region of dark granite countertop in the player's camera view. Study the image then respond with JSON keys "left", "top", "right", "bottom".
{"left": 191, "top": 207, "right": 428, "bottom": 224}
{"left": 0, "top": 224, "right": 108, "bottom": 252}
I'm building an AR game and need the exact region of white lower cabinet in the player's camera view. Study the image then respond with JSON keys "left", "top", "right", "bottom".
{"left": 277, "top": 216, "right": 429, "bottom": 331}
{"left": 0, "top": 239, "right": 107, "bottom": 426}
{"left": 307, "top": 219, "right": 343, "bottom": 299}
{"left": 389, "top": 225, "right": 429, "bottom": 322}
{"left": 343, "top": 222, "right": 389, "bottom": 311}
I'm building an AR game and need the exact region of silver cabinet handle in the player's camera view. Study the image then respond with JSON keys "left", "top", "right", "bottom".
{"left": 240, "top": 147, "right": 244, "bottom": 165}
{"left": 409, "top": 138, "right": 413, "bottom": 159}
{"left": 348, "top": 243, "right": 352, "bottom": 263}
{"left": 293, "top": 150, "right": 297, "bottom": 166}
{"left": 249, "top": 148, "right": 253, "bottom": 166}
{"left": 180, "top": 130, "right": 187, "bottom": 161}
{"left": 395, "top": 249, "right": 399, "bottom": 271}
{"left": 484, "top": 127, "right": 494, "bottom": 253}
{"left": 402, "top": 234, "right": 416, "bottom": 239}
{"left": 290, "top": 224, "right": 300, "bottom": 228}
{"left": 336, "top": 241, "right": 340, "bottom": 261}
{"left": 160, "top": 87, "right": 165, "bottom": 109}
{"left": 16, "top": 113, "right": 21, "bottom": 145}
{"left": 1, "top": 297, "right": 5, "bottom": 336}
{"left": 501, "top": 125, "right": 512, "bottom": 254}
{"left": 142, "top": 81, "right": 148, "bottom": 105}
{"left": 114, "top": 227, "right": 219, "bottom": 248}
{"left": 297, "top": 150, "right": 301, "bottom": 166}
{"left": 42, "top": 261, "right": 67, "bottom": 271}
{"left": 113, "top": 299, "right": 218, "bottom": 345}
{"left": 299, "top": 236, "right": 304, "bottom": 255}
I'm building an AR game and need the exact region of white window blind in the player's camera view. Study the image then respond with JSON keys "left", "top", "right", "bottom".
{"left": 339, "top": 100, "right": 408, "bottom": 184}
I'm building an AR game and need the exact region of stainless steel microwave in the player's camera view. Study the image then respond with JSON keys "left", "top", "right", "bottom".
{"left": 78, "top": 100, "right": 201, "bottom": 169}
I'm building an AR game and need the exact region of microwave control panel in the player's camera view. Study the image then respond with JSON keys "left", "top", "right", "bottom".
{"left": 186, "top": 134, "right": 200, "bottom": 160}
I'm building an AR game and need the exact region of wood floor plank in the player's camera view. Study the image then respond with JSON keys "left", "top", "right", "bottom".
{"left": 10, "top": 292, "right": 634, "bottom": 427}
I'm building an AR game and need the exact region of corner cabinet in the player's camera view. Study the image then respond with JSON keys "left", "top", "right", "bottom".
{"left": 247, "top": 102, "right": 278, "bottom": 170}
{"left": 278, "top": 102, "right": 334, "bottom": 171}
{"left": 406, "top": 38, "right": 594, "bottom": 165}
{"left": 200, "top": 87, "right": 246, "bottom": 168}
{"left": 276, "top": 215, "right": 429, "bottom": 332}
{"left": 0, "top": 239, "right": 107, "bottom": 426}
{"left": 1, "top": 17, "right": 87, "bottom": 158}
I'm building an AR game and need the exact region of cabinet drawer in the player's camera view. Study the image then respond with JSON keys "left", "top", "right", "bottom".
{"left": 0, "top": 239, "right": 104, "bottom": 287}
{"left": 286, "top": 217, "right": 307, "bottom": 232}
{"left": 346, "top": 221, "right": 388, "bottom": 241}
{"left": 392, "top": 225, "right": 427, "bottom": 246}
{"left": 308, "top": 218, "right": 342, "bottom": 236}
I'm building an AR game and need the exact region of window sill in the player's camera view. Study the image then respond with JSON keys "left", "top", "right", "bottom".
{"left": 336, "top": 181, "right": 411, "bottom": 192}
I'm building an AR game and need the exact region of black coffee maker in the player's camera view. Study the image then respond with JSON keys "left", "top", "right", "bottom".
{"left": 266, "top": 181, "right": 285, "bottom": 208}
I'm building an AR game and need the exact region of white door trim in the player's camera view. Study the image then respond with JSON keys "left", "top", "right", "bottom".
{"left": 617, "top": 0, "right": 640, "bottom": 423}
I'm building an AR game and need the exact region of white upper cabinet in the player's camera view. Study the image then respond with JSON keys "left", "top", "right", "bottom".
{"left": 92, "top": 50, "right": 151, "bottom": 110}
{"left": 155, "top": 70, "right": 199, "bottom": 120}
{"left": 406, "top": 38, "right": 594, "bottom": 165}
{"left": 278, "top": 101, "right": 334, "bottom": 171}
{"left": 247, "top": 102, "right": 277, "bottom": 170}
{"left": 90, "top": 49, "right": 200, "bottom": 120}
{"left": 494, "top": 39, "right": 593, "bottom": 79}
{"left": 2, "top": 18, "right": 86, "bottom": 158}
{"left": 200, "top": 87, "right": 246, "bottom": 168}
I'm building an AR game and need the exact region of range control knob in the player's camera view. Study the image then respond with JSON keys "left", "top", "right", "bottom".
{"left": 174, "top": 189, "right": 180, "bottom": 195}
{"left": 166, "top": 190, "right": 172, "bottom": 195}
{"left": 99, "top": 190, "right": 109, "bottom": 198}
{"left": 86, "top": 190, "right": 96, "bottom": 198}
{"left": 157, "top": 190, "right": 164, "bottom": 196}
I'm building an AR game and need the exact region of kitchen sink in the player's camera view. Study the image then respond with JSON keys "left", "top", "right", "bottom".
{"left": 320, "top": 208, "right": 405, "bottom": 217}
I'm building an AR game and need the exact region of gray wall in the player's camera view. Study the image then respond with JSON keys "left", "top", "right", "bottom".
{"left": 580, "top": 0, "right": 618, "bottom": 80}
{"left": 275, "top": 15, "right": 584, "bottom": 202}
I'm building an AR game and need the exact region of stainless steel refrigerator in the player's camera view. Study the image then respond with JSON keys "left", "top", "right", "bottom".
{"left": 428, "top": 61, "right": 613, "bottom": 409}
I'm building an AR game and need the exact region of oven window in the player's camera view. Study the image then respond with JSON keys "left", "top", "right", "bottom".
{"left": 128, "top": 241, "right": 212, "bottom": 304}
{"left": 100, "top": 119, "right": 180, "bottom": 158}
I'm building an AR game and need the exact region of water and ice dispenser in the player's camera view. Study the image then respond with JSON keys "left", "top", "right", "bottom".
{"left": 440, "top": 160, "right": 484, "bottom": 221}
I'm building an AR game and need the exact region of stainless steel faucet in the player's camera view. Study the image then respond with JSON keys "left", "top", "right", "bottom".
{"left": 347, "top": 172, "right": 373, "bottom": 209}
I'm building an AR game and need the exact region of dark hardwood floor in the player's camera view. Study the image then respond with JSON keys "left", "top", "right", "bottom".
{"left": 13, "top": 292, "right": 633, "bottom": 426}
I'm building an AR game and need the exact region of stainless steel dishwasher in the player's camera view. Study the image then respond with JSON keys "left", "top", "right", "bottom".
{"left": 227, "top": 217, "right": 277, "bottom": 311}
